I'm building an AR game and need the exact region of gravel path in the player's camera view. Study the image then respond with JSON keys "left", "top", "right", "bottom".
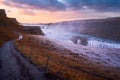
{"left": 0, "top": 41, "right": 45, "bottom": 80}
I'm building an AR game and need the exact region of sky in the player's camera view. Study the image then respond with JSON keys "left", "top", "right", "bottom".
{"left": 0, "top": 0, "right": 120, "bottom": 23}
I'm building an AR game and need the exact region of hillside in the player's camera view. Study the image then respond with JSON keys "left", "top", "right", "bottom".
{"left": 0, "top": 9, "right": 21, "bottom": 47}
{"left": 15, "top": 34, "right": 120, "bottom": 80}
{"left": 49, "top": 17, "right": 120, "bottom": 41}
{"left": 0, "top": 9, "right": 44, "bottom": 47}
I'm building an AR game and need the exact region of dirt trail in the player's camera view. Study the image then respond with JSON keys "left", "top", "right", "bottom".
{"left": 0, "top": 41, "right": 45, "bottom": 80}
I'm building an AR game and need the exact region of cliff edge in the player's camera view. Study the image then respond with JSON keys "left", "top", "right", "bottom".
{"left": 0, "top": 9, "right": 6, "bottom": 17}
{"left": 0, "top": 9, "right": 21, "bottom": 47}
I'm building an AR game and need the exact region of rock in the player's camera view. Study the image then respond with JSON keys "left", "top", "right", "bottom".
{"left": 0, "top": 9, "right": 6, "bottom": 17}
{"left": 22, "top": 26, "right": 44, "bottom": 35}
{"left": 9, "top": 18, "right": 19, "bottom": 24}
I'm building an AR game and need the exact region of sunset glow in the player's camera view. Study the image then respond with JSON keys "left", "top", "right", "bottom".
{"left": 0, "top": 0, "right": 120, "bottom": 23}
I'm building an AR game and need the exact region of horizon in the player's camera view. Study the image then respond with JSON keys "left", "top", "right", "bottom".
{"left": 1, "top": 0, "right": 120, "bottom": 23}
{"left": 21, "top": 16, "right": 120, "bottom": 24}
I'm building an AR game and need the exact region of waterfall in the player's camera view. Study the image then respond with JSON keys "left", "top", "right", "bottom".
{"left": 22, "top": 24, "right": 120, "bottom": 49}
{"left": 88, "top": 40, "right": 120, "bottom": 49}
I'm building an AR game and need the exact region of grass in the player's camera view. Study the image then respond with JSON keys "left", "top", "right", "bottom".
{"left": 15, "top": 34, "right": 106, "bottom": 80}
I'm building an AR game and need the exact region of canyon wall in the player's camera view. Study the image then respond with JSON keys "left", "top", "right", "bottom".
{"left": 50, "top": 17, "right": 120, "bottom": 41}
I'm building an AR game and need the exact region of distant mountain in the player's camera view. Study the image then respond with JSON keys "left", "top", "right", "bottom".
{"left": 50, "top": 17, "right": 120, "bottom": 41}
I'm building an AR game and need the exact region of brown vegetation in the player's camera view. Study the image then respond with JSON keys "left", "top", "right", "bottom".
{"left": 15, "top": 34, "right": 112, "bottom": 80}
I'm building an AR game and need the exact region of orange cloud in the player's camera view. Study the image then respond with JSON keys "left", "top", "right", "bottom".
{"left": 1, "top": 0, "right": 120, "bottom": 23}
{"left": 20, "top": 9, "right": 36, "bottom": 16}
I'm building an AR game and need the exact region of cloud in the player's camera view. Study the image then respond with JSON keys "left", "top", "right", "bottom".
{"left": 65, "top": 0, "right": 120, "bottom": 12}
{"left": 2, "top": 0, "right": 66, "bottom": 11}
{"left": 2, "top": 0, "right": 120, "bottom": 12}
{"left": 7, "top": 10, "right": 11, "bottom": 13}
{"left": 20, "top": 9, "right": 35, "bottom": 15}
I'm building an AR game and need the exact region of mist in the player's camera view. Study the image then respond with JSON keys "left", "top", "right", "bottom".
{"left": 40, "top": 22, "right": 120, "bottom": 49}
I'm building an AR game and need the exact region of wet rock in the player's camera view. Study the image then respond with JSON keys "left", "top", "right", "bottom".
{"left": 71, "top": 36, "right": 88, "bottom": 45}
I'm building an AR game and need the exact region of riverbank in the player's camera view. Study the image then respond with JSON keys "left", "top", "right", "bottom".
{"left": 15, "top": 34, "right": 120, "bottom": 80}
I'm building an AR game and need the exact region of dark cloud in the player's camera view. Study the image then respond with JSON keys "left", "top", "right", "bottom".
{"left": 3, "top": 0, "right": 120, "bottom": 12}
{"left": 65, "top": 0, "right": 120, "bottom": 12}
{"left": 5, "top": 0, "right": 66, "bottom": 11}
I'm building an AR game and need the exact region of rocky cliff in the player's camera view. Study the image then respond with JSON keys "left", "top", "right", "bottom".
{"left": 0, "top": 9, "right": 6, "bottom": 17}
{"left": 9, "top": 18, "right": 19, "bottom": 24}
{"left": 0, "top": 9, "right": 21, "bottom": 47}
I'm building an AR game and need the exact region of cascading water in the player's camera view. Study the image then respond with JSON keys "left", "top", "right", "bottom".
{"left": 24, "top": 24, "right": 120, "bottom": 49}
{"left": 41, "top": 25, "right": 120, "bottom": 49}
{"left": 87, "top": 39, "right": 120, "bottom": 48}
{"left": 77, "top": 39, "right": 81, "bottom": 45}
